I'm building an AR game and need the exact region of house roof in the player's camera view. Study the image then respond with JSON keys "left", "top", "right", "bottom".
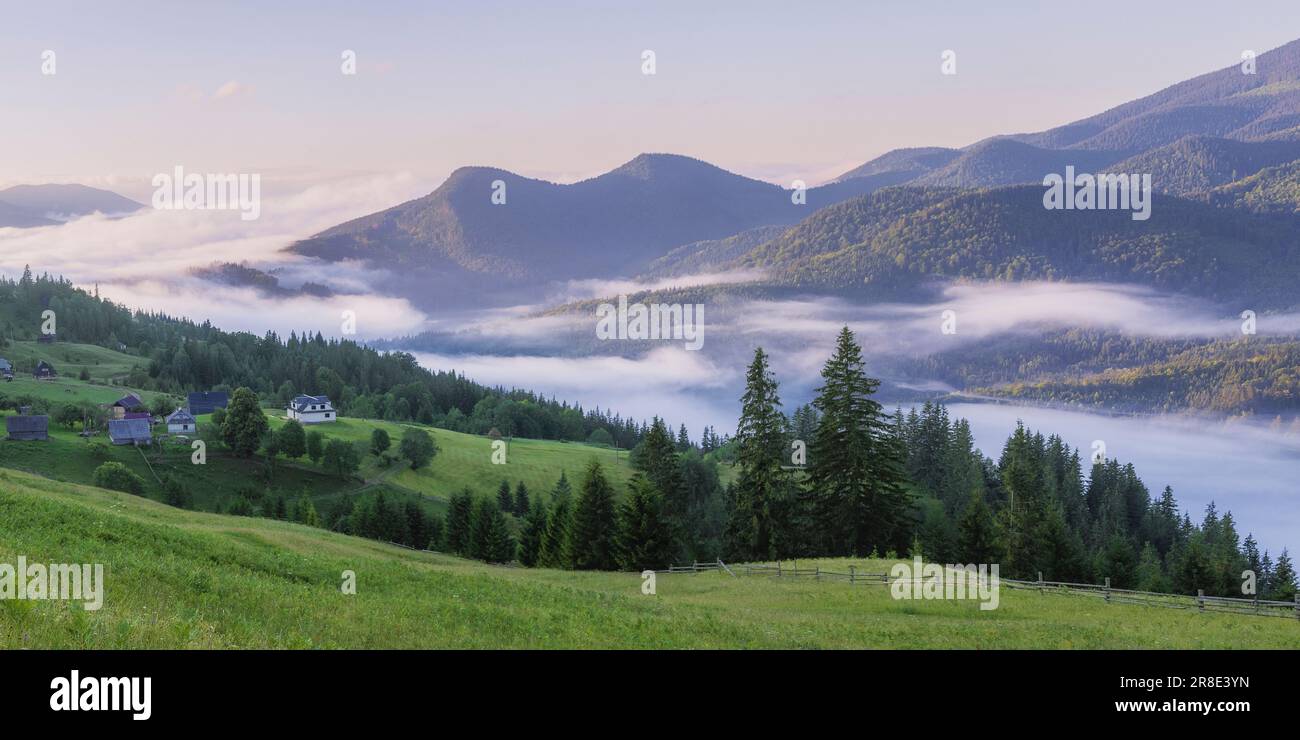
{"left": 187, "top": 391, "right": 229, "bottom": 411}
{"left": 34, "top": 360, "right": 55, "bottom": 372}
{"left": 290, "top": 395, "right": 332, "bottom": 412}
{"left": 6, "top": 415, "right": 49, "bottom": 433}
{"left": 166, "top": 408, "right": 196, "bottom": 424}
{"left": 108, "top": 418, "right": 152, "bottom": 441}
{"left": 0, "top": 358, "right": 11, "bottom": 372}
{"left": 113, "top": 393, "right": 145, "bottom": 409}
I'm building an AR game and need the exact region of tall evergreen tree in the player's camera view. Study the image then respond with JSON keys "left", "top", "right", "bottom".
{"left": 513, "top": 481, "right": 530, "bottom": 517}
{"left": 444, "top": 488, "right": 475, "bottom": 556}
{"left": 956, "top": 490, "right": 1004, "bottom": 564}
{"left": 568, "top": 460, "right": 619, "bottom": 570}
{"left": 497, "top": 479, "right": 514, "bottom": 514}
{"left": 469, "top": 496, "right": 515, "bottom": 563}
{"left": 729, "top": 347, "right": 792, "bottom": 560}
{"left": 539, "top": 484, "right": 573, "bottom": 568}
{"left": 516, "top": 497, "right": 548, "bottom": 566}
{"left": 616, "top": 474, "right": 675, "bottom": 571}
{"left": 804, "top": 327, "right": 912, "bottom": 556}
{"left": 1272, "top": 549, "right": 1297, "bottom": 601}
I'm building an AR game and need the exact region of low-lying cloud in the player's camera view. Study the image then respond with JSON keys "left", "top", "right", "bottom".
{"left": 0, "top": 171, "right": 433, "bottom": 339}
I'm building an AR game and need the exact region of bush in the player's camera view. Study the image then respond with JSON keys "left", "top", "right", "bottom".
{"left": 398, "top": 428, "right": 438, "bottom": 470}
{"left": 93, "top": 462, "right": 146, "bottom": 495}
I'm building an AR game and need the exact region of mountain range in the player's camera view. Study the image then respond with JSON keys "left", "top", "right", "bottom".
{"left": 283, "top": 38, "right": 1300, "bottom": 312}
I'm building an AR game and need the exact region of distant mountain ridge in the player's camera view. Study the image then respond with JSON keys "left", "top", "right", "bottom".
{"left": 0, "top": 183, "right": 142, "bottom": 227}
{"left": 288, "top": 153, "right": 898, "bottom": 295}
{"left": 293, "top": 37, "right": 1300, "bottom": 310}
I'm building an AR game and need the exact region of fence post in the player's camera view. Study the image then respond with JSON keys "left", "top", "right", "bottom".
{"left": 1197, "top": 589, "right": 1205, "bottom": 613}
{"left": 850, "top": 565, "right": 856, "bottom": 585}
{"left": 1294, "top": 593, "right": 1299, "bottom": 620}
{"left": 1038, "top": 571, "right": 1044, "bottom": 594}
{"left": 1104, "top": 577, "right": 1111, "bottom": 603}
{"left": 815, "top": 566, "right": 820, "bottom": 581}
{"left": 776, "top": 560, "right": 781, "bottom": 578}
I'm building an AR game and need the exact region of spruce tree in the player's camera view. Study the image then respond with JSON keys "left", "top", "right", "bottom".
{"left": 617, "top": 475, "right": 675, "bottom": 571}
{"left": 444, "top": 488, "right": 475, "bottom": 556}
{"left": 805, "top": 327, "right": 912, "bottom": 556}
{"left": 569, "top": 460, "right": 619, "bottom": 570}
{"left": 635, "top": 418, "right": 683, "bottom": 513}
{"left": 297, "top": 492, "right": 320, "bottom": 527}
{"left": 956, "top": 490, "right": 1004, "bottom": 564}
{"left": 513, "top": 481, "right": 530, "bottom": 517}
{"left": 1272, "top": 549, "right": 1297, "bottom": 601}
{"left": 730, "top": 347, "right": 792, "bottom": 560}
{"left": 539, "top": 486, "right": 573, "bottom": 568}
{"left": 516, "top": 496, "right": 548, "bottom": 566}
{"left": 470, "top": 496, "right": 515, "bottom": 563}
{"left": 497, "top": 479, "right": 514, "bottom": 514}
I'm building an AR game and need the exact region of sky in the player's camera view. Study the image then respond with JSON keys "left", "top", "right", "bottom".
{"left": 3, "top": 0, "right": 1300, "bottom": 193}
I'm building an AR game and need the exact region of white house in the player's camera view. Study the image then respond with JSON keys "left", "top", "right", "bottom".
{"left": 165, "top": 407, "right": 197, "bottom": 434}
{"left": 288, "top": 394, "right": 337, "bottom": 424}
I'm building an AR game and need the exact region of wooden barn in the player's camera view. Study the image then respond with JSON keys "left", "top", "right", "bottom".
{"left": 6, "top": 415, "right": 49, "bottom": 441}
{"left": 108, "top": 418, "right": 152, "bottom": 446}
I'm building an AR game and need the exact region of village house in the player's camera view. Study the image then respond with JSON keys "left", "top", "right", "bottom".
{"left": 37, "top": 333, "right": 56, "bottom": 344}
{"left": 287, "top": 394, "right": 336, "bottom": 424}
{"left": 107, "top": 418, "right": 152, "bottom": 446}
{"left": 33, "top": 360, "right": 56, "bottom": 380}
{"left": 0, "top": 358, "right": 12, "bottom": 381}
{"left": 111, "top": 393, "right": 146, "bottom": 419}
{"left": 165, "top": 407, "right": 196, "bottom": 434}
{"left": 187, "top": 391, "right": 229, "bottom": 415}
{"left": 6, "top": 414, "right": 49, "bottom": 441}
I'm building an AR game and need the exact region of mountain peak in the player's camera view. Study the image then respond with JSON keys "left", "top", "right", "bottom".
{"left": 609, "top": 153, "right": 730, "bottom": 180}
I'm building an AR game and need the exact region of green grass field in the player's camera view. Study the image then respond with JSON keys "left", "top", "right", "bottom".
{"left": 261, "top": 415, "right": 640, "bottom": 503}
{"left": 1, "top": 466, "right": 1294, "bottom": 649}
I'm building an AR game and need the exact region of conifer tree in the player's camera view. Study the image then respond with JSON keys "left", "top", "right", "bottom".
{"left": 470, "top": 496, "right": 515, "bottom": 563}
{"left": 444, "top": 488, "right": 475, "bottom": 556}
{"left": 513, "top": 481, "right": 530, "bottom": 517}
{"left": 569, "top": 460, "right": 618, "bottom": 570}
{"left": 497, "top": 479, "right": 514, "bottom": 514}
{"left": 539, "top": 472, "right": 573, "bottom": 567}
{"left": 805, "top": 327, "right": 912, "bottom": 556}
{"left": 956, "top": 490, "right": 1004, "bottom": 564}
{"left": 1272, "top": 549, "right": 1297, "bottom": 601}
{"left": 635, "top": 418, "right": 683, "bottom": 513}
{"left": 617, "top": 474, "right": 675, "bottom": 571}
{"left": 730, "top": 347, "right": 792, "bottom": 560}
{"left": 297, "top": 492, "right": 320, "bottom": 527}
{"left": 517, "top": 496, "right": 548, "bottom": 566}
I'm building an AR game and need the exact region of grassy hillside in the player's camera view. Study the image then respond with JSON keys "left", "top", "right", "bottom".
{"left": 0, "top": 340, "right": 652, "bottom": 520}
{"left": 0, "top": 340, "right": 153, "bottom": 406}
{"left": 259, "top": 415, "right": 639, "bottom": 505}
{"left": 1, "top": 466, "right": 1294, "bottom": 649}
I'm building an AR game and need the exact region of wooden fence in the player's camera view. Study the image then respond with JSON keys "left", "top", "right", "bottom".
{"left": 654, "top": 560, "right": 1300, "bottom": 620}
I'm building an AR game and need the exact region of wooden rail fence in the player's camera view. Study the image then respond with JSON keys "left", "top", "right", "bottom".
{"left": 653, "top": 560, "right": 1300, "bottom": 620}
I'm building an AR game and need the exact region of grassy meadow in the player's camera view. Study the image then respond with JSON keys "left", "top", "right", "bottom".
{"left": 1, "top": 466, "right": 1295, "bottom": 649}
